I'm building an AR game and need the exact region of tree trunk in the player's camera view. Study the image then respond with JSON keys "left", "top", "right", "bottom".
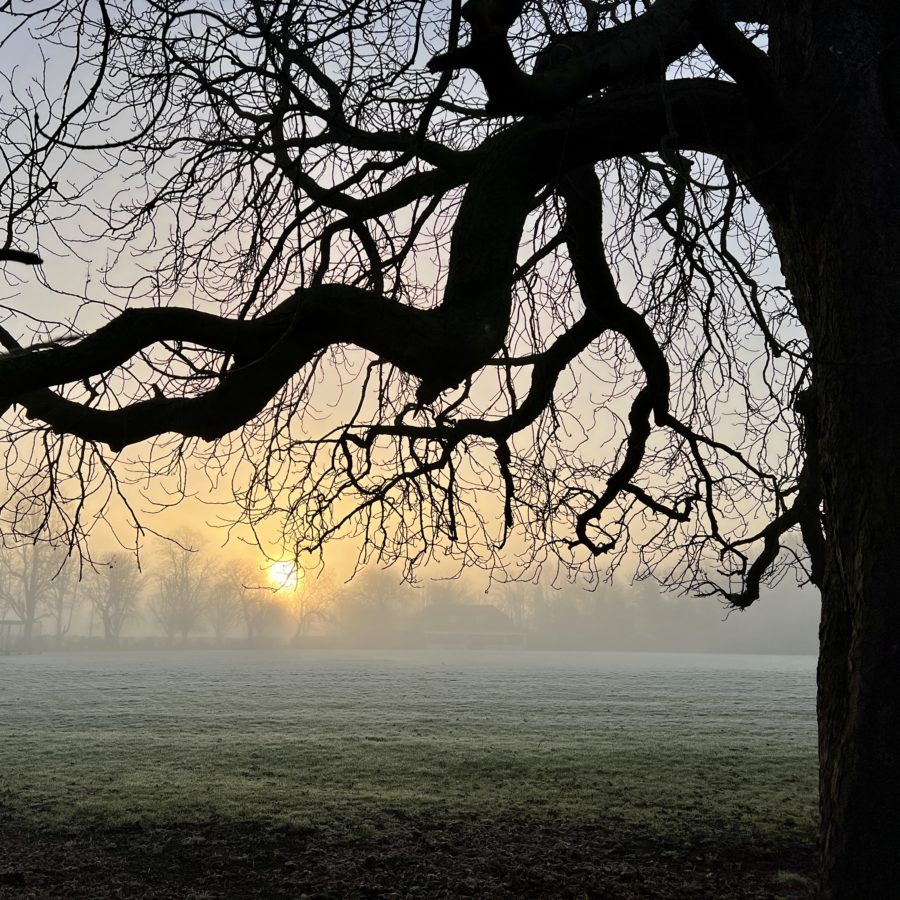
{"left": 770, "top": 104, "right": 900, "bottom": 900}
{"left": 22, "top": 616, "right": 34, "bottom": 652}
{"left": 813, "top": 316, "right": 900, "bottom": 899}
{"left": 54, "top": 605, "right": 64, "bottom": 650}
{"left": 763, "top": 7, "right": 900, "bottom": 892}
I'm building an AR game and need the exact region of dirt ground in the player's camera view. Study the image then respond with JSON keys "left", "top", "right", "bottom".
{"left": 0, "top": 817, "right": 815, "bottom": 899}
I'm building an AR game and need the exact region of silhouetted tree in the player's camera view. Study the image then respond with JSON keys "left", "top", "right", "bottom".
{"left": 214, "top": 561, "right": 270, "bottom": 645}
{"left": 0, "top": 533, "right": 61, "bottom": 650}
{"left": 285, "top": 570, "right": 334, "bottom": 641}
{"left": 89, "top": 552, "right": 143, "bottom": 647}
{"left": 492, "top": 582, "right": 535, "bottom": 631}
{"left": 1, "top": 2, "right": 898, "bottom": 895}
{"left": 148, "top": 538, "right": 211, "bottom": 646}
{"left": 42, "top": 558, "right": 79, "bottom": 649}
{"left": 206, "top": 579, "right": 243, "bottom": 646}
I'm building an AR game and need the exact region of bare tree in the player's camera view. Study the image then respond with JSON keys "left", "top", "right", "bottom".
{"left": 336, "top": 569, "right": 416, "bottom": 644}
{"left": 0, "top": 535, "right": 60, "bottom": 649}
{"left": 284, "top": 571, "right": 334, "bottom": 642}
{"left": 88, "top": 552, "right": 143, "bottom": 647}
{"left": 219, "top": 561, "right": 275, "bottom": 645}
{"left": 425, "top": 578, "right": 477, "bottom": 609}
{"left": 42, "top": 558, "right": 79, "bottom": 649}
{"left": 1, "top": 2, "right": 899, "bottom": 894}
{"left": 492, "top": 581, "right": 542, "bottom": 631}
{"left": 206, "top": 577, "right": 243, "bottom": 647}
{"left": 147, "top": 538, "right": 211, "bottom": 646}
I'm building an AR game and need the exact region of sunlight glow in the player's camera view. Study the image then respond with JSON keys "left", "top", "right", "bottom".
{"left": 268, "top": 560, "right": 300, "bottom": 591}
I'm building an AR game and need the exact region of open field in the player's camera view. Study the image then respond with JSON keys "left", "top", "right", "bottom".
{"left": 0, "top": 650, "right": 818, "bottom": 897}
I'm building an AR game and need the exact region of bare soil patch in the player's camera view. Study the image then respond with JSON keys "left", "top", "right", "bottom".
{"left": 0, "top": 817, "right": 815, "bottom": 899}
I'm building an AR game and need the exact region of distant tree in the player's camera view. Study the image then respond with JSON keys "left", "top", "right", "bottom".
{"left": 0, "top": 537, "right": 59, "bottom": 650}
{"left": 494, "top": 590, "right": 530, "bottom": 631}
{"left": 425, "top": 578, "right": 477, "bottom": 609}
{"left": 148, "top": 539, "right": 212, "bottom": 646}
{"left": 42, "top": 558, "right": 80, "bottom": 649}
{"left": 491, "top": 581, "right": 545, "bottom": 630}
{"left": 220, "top": 561, "right": 274, "bottom": 645}
{"left": 285, "top": 571, "right": 334, "bottom": 641}
{"left": 336, "top": 570, "right": 416, "bottom": 644}
{"left": 89, "top": 552, "right": 143, "bottom": 647}
{"left": 530, "top": 591, "right": 589, "bottom": 647}
{"left": 206, "top": 577, "right": 243, "bottom": 647}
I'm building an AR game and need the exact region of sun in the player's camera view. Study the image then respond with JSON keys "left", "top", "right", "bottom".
{"left": 268, "top": 560, "right": 301, "bottom": 591}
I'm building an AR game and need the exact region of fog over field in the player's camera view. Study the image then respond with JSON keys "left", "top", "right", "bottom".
{"left": 1, "top": 531, "right": 820, "bottom": 656}
{"left": 0, "top": 649, "right": 817, "bottom": 840}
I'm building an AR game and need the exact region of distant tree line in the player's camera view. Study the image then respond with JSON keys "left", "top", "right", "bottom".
{"left": 0, "top": 535, "right": 814, "bottom": 654}
{"left": 0, "top": 530, "right": 297, "bottom": 650}
{"left": 0, "top": 532, "right": 446, "bottom": 651}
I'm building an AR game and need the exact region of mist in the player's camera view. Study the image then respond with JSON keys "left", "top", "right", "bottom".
{"left": 2, "top": 533, "right": 818, "bottom": 655}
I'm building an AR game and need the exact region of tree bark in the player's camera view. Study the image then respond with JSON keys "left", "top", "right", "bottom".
{"left": 761, "top": 6, "right": 900, "bottom": 893}
{"left": 814, "top": 297, "right": 900, "bottom": 899}
{"left": 813, "top": 318, "right": 900, "bottom": 900}
{"left": 767, "top": 47, "right": 900, "bottom": 895}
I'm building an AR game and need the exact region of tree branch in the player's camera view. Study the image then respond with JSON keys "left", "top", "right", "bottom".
{"left": 0, "top": 80, "right": 753, "bottom": 451}
{"left": 429, "top": 0, "right": 701, "bottom": 115}
{"left": 0, "top": 248, "right": 43, "bottom": 266}
{"left": 688, "top": 0, "right": 781, "bottom": 115}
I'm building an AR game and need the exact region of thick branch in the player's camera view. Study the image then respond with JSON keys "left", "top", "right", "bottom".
{"left": 0, "top": 307, "right": 249, "bottom": 394}
{"left": 1, "top": 80, "right": 753, "bottom": 450}
{"left": 728, "top": 0, "right": 768, "bottom": 24}
{"left": 0, "top": 248, "right": 43, "bottom": 266}
{"left": 348, "top": 313, "right": 603, "bottom": 449}
{"left": 429, "top": 0, "right": 700, "bottom": 115}
{"left": 688, "top": 0, "right": 781, "bottom": 114}
{"left": 557, "top": 167, "right": 673, "bottom": 554}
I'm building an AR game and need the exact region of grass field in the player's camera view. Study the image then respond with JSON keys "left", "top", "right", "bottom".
{"left": 0, "top": 650, "right": 818, "bottom": 898}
